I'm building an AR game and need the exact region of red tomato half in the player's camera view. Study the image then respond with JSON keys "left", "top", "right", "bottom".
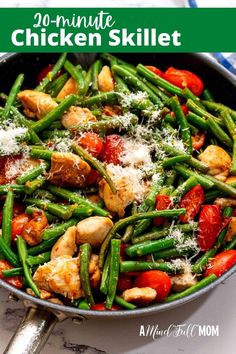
{"left": 0, "top": 260, "right": 23, "bottom": 289}
{"left": 91, "top": 303, "right": 121, "bottom": 311}
{"left": 153, "top": 195, "right": 173, "bottom": 226}
{"left": 101, "top": 135, "right": 124, "bottom": 165}
{"left": 145, "top": 66, "right": 162, "bottom": 76}
{"left": 197, "top": 205, "right": 222, "bottom": 251}
{"left": 12, "top": 213, "right": 30, "bottom": 241}
{"left": 85, "top": 169, "right": 100, "bottom": 186}
{"left": 117, "top": 274, "right": 133, "bottom": 292}
{"left": 134, "top": 270, "right": 171, "bottom": 301}
{"left": 192, "top": 132, "right": 206, "bottom": 151}
{"left": 204, "top": 250, "right": 236, "bottom": 277}
{"left": 162, "top": 67, "right": 204, "bottom": 96}
{"left": 78, "top": 132, "right": 103, "bottom": 158}
{"left": 179, "top": 185, "right": 205, "bottom": 223}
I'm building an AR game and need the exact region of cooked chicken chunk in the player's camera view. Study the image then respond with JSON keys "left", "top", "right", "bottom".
{"left": 89, "top": 254, "right": 101, "bottom": 288}
{"left": 103, "top": 105, "right": 122, "bottom": 117}
{"left": 121, "top": 287, "right": 157, "bottom": 305}
{"left": 214, "top": 197, "right": 236, "bottom": 208}
{"left": 99, "top": 177, "right": 135, "bottom": 217}
{"left": 57, "top": 77, "right": 78, "bottom": 99}
{"left": 98, "top": 66, "right": 114, "bottom": 92}
{"left": 47, "top": 152, "right": 91, "bottom": 188}
{"left": 51, "top": 226, "right": 77, "bottom": 260}
{"left": 226, "top": 175, "right": 236, "bottom": 184}
{"left": 198, "top": 145, "right": 232, "bottom": 181}
{"left": 76, "top": 216, "right": 113, "bottom": 247}
{"left": 225, "top": 217, "right": 236, "bottom": 242}
{"left": 22, "top": 211, "right": 48, "bottom": 246}
{"left": 18, "top": 90, "right": 58, "bottom": 120}
{"left": 33, "top": 256, "right": 84, "bottom": 299}
{"left": 61, "top": 106, "right": 97, "bottom": 129}
{"left": 171, "top": 272, "right": 197, "bottom": 292}
{"left": 5, "top": 157, "right": 41, "bottom": 182}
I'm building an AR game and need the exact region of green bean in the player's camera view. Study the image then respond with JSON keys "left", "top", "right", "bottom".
{"left": 2, "top": 190, "right": 14, "bottom": 247}
{"left": 144, "top": 81, "right": 170, "bottom": 103}
{"left": 0, "top": 185, "right": 24, "bottom": 195}
{"left": 154, "top": 247, "right": 194, "bottom": 260}
{"left": 78, "top": 298, "right": 91, "bottom": 310}
{"left": 186, "top": 99, "right": 224, "bottom": 127}
{"left": 47, "top": 72, "right": 68, "bottom": 97}
{"left": 16, "top": 236, "right": 40, "bottom": 297}
{"left": 165, "top": 274, "right": 217, "bottom": 303}
{"left": 112, "top": 65, "right": 161, "bottom": 105}
{"left": 47, "top": 121, "right": 63, "bottom": 131}
{"left": 114, "top": 295, "right": 137, "bottom": 310}
{"left": 91, "top": 59, "right": 102, "bottom": 92}
{"left": 35, "top": 53, "right": 67, "bottom": 92}
{"left": 126, "top": 238, "right": 175, "bottom": 258}
{"left": 25, "top": 206, "right": 58, "bottom": 223}
{"left": 173, "top": 164, "right": 214, "bottom": 189}
{"left": 70, "top": 205, "right": 93, "bottom": 218}
{"left": 82, "top": 92, "right": 119, "bottom": 107}
{"left": 47, "top": 185, "right": 109, "bottom": 217}
{"left": 0, "top": 237, "right": 20, "bottom": 267}
{"left": 171, "top": 176, "right": 198, "bottom": 202}
{"left": 132, "top": 222, "right": 198, "bottom": 244}
{"left": 26, "top": 251, "right": 51, "bottom": 266}
{"left": 16, "top": 162, "right": 49, "bottom": 185}
{"left": 28, "top": 235, "right": 61, "bottom": 256}
{"left": 114, "top": 74, "right": 130, "bottom": 94}
{"left": 83, "top": 65, "right": 93, "bottom": 96}
{"left": 133, "top": 206, "right": 153, "bottom": 238}
{"left": 100, "top": 251, "right": 111, "bottom": 295}
{"left": 24, "top": 177, "right": 45, "bottom": 195}
{"left": 224, "top": 237, "right": 236, "bottom": 250}
{"left": 162, "top": 155, "right": 190, "bottom": 168}
{"left": 165, "top": 170, "right": 177, "bottom": 186}
{"left": 2, "top": 267, "right": 23, "bottom": 278}
{"left": 221, "top": 110, "right": 236, "bottom": 174}
{"left": 64, "top": 60, "right": 85, "bottom": 94}
{"left": 106, "top": 239, "right": 121, "bottom": 309}
{"left": 204, "top": 175, "right": 236, "bottom": 198}
{"left": 30, "top": 148, "right": 53, "bottom": 160}
{"left": 202, "top": 89, "right": 214, "bottom": 102}
{"left": 120, "top": 261, "right": 176, "bottom": 273}
{"left": 202, "top": 100, "right": 236, "bottom": 121}
{"left": 32, "top": 94, "right": 77, "bottom": 133}
{"left": 169, "top": 96, "right": 192, "bottom": 154}
{"left": 145, "top": 168, "right": 165, "bottom": 207}
{"left": 33, "top": 189, "right": 56, "bottom": 202}
{"left": 25, "top": 198, "right": 73, "bottom": 220}
{"left": 42, "top": 218, "right": 78, "bottom": 240}
{"left": 101, "top": 53, "right": 136, "bottom": 70}
{"left": 186, "top": 112, "right": 209, "bottom": 131}
{"left": 2, "top": 73, "right": 24, "bottom": 119}
{"left": 207, "top": 115, "right": 233, "bottom": 148}
{"left": 192, "top": 207, "right": 233, "bottom": 274}
{"left": 160, "top": 186, "right": 174, "bottom": 195}
{"left": 72, "top": 143, "right": 116, "bottom": 193}
{"left": 122, "top": 202, "right": 137, "bottom": 243}
{"left": 136, "top": 64, "right": 183, "bottom": 96}
{"left": 99, "top": 208, "right": 186, "bottom": 268}
{"left": 182, "top": 88, "right": 205, "bottom": 109}
{"left": 80, "top": 243, "right": 94, "bottom": 306}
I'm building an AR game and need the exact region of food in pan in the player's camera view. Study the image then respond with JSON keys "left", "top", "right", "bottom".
{"left": 0, "top": 52, "right": 236, "bottom": 311}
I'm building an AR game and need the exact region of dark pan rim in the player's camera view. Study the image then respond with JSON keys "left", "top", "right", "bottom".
{"left": 0, "top": 52, "right": 236, "bottom": 319}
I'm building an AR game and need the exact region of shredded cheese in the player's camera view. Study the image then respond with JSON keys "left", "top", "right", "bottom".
{"left": 0, "top": 125, "right": 28, "bottom": 156}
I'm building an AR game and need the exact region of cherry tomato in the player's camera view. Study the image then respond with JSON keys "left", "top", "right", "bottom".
{"left": 192, "top": 132, "right": 206, "bottom": 151}
{"left": 134, "top": 270, "right": 171, "bottom": 301}
{"left": 101, "top": 135, "right": 124, "bottom": 165}
{"left": 78, "top": 132, "right": 103, "bottom": 158}
{"left": 37, "top": 64, "right": 55, "bottom": 84}
{"left": 179, "top": 185, "right": 205, "bottom": 223}
{"left": 145, "top": 66, "right": 162, "bottom": 76}
{"left": 117, "top": 274, "right": 133, "bottom": 292}
{"left": 12, "top": 213, "right": 31, "bottom": 241}
{"left": 162, "top": 67, "right": 204, "bottom": 96}
{"left": 0, "top": 260, "right": 23, "bottom": 289}
{"left": 153, "top": 195, "right": 173, "bottom": 226}
{"left": 85, "top": 169, "right": 100, "bottom": 186}
{"left": 204, "top": 250, "right": 236, "bottom": 277}
{"left": 170, "top": 104, "right": 189, "bottom": 118}
{"left": 91, "top": 303, "right": 121, "bottom": 311}
{"left": 197, "top": 205, "right": 222, "bottom": 251}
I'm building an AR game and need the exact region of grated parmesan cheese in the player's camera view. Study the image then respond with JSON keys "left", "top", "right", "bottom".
{"left": 0, "top": 125, "right": 28, "bottom": 156}
{"left": 120, "top": 138, "right": 154, "bottom": 170}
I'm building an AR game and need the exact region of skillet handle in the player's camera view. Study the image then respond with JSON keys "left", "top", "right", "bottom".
{"left": 3, "top": 307, "right": 58, "bottom": 354}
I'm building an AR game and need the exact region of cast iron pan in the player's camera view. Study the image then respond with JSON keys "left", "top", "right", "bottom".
{"left": 0, "top": 52, "right": 236, "bottom": 354}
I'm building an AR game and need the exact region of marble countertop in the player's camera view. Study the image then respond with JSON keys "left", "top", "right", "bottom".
{"left": 0, "top": 273, "right": 235, "bottom": 354}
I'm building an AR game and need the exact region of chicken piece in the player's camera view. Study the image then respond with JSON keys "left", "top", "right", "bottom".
{"left": 89, "top": 254, "right": 101, "bottom": 289}
{"left": 26, "top": 288, "right": 53, "bottom": 299}
{"left": 121, "top": 287, "right": 157, "bottom": 305}
{"left": 47, "top": 152, "right": 91, "bottom": 188}
{"left": 76, "top": 216, "right": 113, "bottom": 247}
{"left": 87, "top": 194, "right": 102, "bottom": 205}
{"left": 98, "top": 66, "right": 114, "bottom": 92}
{"left": 5, "top": 157, "right": 41, "bottom": 182}
{"left": 198, "top": 145, "right": 232, "bottom": 182}
{"left": 47, "top": 298, "right": 64, "bottom": 305}
{"left": 57, "top": 77, "right": 78, "bottom": 99}
{"left": 51, "top": 226, "right": 77, "bottom": 260}
{"left": 225, "top": 217, "right": 236, "bottom": 242}
{"left": 99, "top": 177, "right": 134, "bottom": 217}
{"left": 226, "top": 175, "right": 236, "bottom": 184}
{"left": 18, "top": 90, "right": 58, "bottom": 120}
{"left": 61, "top": 106, "right": 97, "bottom": 129}
{"left": 103, "top": 105, "right": 122, "bottom": 117}
{"left": 171, "top": 272, "right": 197, "bottom": 292}
{"left": 33, "top": 255, "right": 84, "bottom": 299}
{"left": 214, "top": 197, "right": 236, "bottom": 208}
{"left": 22, "top": 211, "right": 48, "bottom": 246}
